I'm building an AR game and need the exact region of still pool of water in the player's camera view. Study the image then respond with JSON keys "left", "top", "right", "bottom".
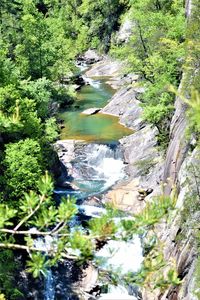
{"left": 59, "top": 77, "right": 133, "bottom": 143}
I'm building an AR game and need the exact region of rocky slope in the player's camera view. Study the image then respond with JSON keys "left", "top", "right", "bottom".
{"left": 82, "top": 1, "right": 198, "bottom": 298}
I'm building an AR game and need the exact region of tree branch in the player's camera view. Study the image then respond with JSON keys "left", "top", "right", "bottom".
{"left": 0, "top": 228, "right": 51, "bottom": 236}
{"left": 50, "top": 221, "right": 64, "bottom": 235}
{"left": 14, "top": 194, "right": 46, "bottom": 231}
{"left": 0, "top": 242, "right": 77, "bottom": 260}
{"left": 137, "top": 21, "right": 148, "bottom": 57}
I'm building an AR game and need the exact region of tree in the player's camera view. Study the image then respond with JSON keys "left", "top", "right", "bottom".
{"left": 111, "top": 0, "right": 185, "bottom": 138}
{"left": 0, "top": 171, "right": 178, "bottom": 294}
{"left": 78, "top": 0, "right": 129, "bottom": 52}
{"left": 3, "top": 139, "right": 43, "bottom": 199}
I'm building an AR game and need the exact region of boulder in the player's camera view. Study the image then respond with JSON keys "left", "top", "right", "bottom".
{"left": 103, "top": 179, "right": 146, "bottom": 214}
{"left": 54, "top": 140, "right": 85, "bottom": 178}
{"left": 80, "top": 49, "right": 103, "bottom": 64}
{"left": 116, "top": 19, "right": 135, "bottom": 43}
{"left": 86, "top": 59, "right": 122, "bottom": 77}
{"left": 100, "top": 84, "right": 163, "bottom": 195}
{"left": 101, "top": 86, "right": 144, "bottom": 131}
{"left": 120, "top": 126, "right": 163, "bottom": 181}
{"left": 81, "top": 108, "right": 101, "bottom": 115}
{"left": 78, "top": 263, "right": 98, "bottom": 292}
{"left": 73, "top": 74, "right": 85, "bottom": 85}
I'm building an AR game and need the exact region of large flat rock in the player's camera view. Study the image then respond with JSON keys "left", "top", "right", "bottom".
{"left": 86, "top": 59, "right": 122, "bottom": 77}
{"left": 81, "top": 107, "right": 101, "bottom": 115}
{"left": 101, "top": 86, "right": 144, "bottom": 130}
{"left": 121, "top": 128, "right": 163, "bottom": 190}
{"left": 101, "top": 84, "right": 164, "bottom": 203}
{"left": 104, "top": 179, "right": 146, "bottom": 214}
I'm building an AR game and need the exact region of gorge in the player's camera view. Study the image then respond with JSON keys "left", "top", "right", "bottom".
{"left": 0, "top": 0, "right": 200, "bottom": 300}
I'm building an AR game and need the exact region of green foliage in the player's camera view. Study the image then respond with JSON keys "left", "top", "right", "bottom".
{"left": 128, "top": 245, "right": 182, "bottom": 290}
{"left": 51, "top": 84, "right": 76, "bottom": 107}
{"left": 69, "top": 231, "right": 94, "bottom": 259}
{"left": 44, "top": 118, "right": 58, "bottom": 143}
{"left": 19, "top": 78, "right": 52, "bottom": 119}
{"left": 37, "top": 170, "right": 54, "bottom": 196}
{"left": 0, "top": 250, "right": 23, "bottom": 299}
{"left": 183, "top": 0, "right": 200, "bottom": 94}
{"left": 121, "top": 192, "right": 176, "bottom": 239}
{"left": 57, "top": 197, "right": 78, "bottom": 222}
{"left": 27, "top": 252, "right": 49, "bottom": 278}
{"left": 110, "top": 0, "right": 185, "bottom": 138}
{"left": 185, "top": 90, "right": 200, "bottom": 134}
{"left": 4, "top": 139, "right": 43, "bottom": 199}
{"left": 89, "top": 214, "right": 117, "bottom": 240}
{"left": 0, "top": 206, "right": 16, "bottom": 228}
{"left": 78, "top": 0, "right": 129, "bottom": 52}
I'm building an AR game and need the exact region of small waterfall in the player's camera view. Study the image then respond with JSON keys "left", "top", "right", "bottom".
{"left": 75, "top": 61, "right": 89, "bottom": 73}
{"left": 70, "top": 143, "right": 125, "bottom": 196}
{"left": 96, "top": 237, "right": 143, "bottom": 299}
{"left": 82, "top": 75, "right": 101, "bottom": 89}
{"left": 45, "top": 270, "right": 55, "bottom": 300}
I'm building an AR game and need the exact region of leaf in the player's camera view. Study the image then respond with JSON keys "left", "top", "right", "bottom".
{"left": 37, "top": 172, "right": 54, "bottom": 196}
{"left": 26, "top": 253, "right": 49, "bottom": 278}
{"left": 57, "top": 196, "right": 78, "bottom": 222}
{"left": 20, "top": 191, "right": 39, "bottom": 214}
{"left": 0, "top": 205, "right": 17, "bottom": 228}
{"left": 33, "top": 206, "right": 57, "bottom": 229}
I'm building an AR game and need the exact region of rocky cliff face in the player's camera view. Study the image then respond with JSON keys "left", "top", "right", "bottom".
{"left": 154, "top": 1, "right": 199, "bottom": 299}
{"left": 100, "top": 0, "right": 198, "bottom": 298}
{"left": 85, "top": 48, "right": 198, "bottom": 298}
{"left": 142, "top": 0, "right": 200, "bottom": 298}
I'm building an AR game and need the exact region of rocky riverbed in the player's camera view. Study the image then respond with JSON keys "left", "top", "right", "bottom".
{"left": 54, "top": 44, "right": 198, "bottom": 300}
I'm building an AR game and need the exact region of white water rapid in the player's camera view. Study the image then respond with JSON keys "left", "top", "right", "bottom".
{"left": 55, "top": 143, "right": 125, "bottom": 199}
{"left": 97, "top": 237, "right": 143, "bottom": 299}
{"left": 82, "top": 74, "right": 101, "bottom": 89}
{"left": 96, "top": 237, "right": 143, "bottom": 274}
{"left": 70, "top": 143, "right": 125, "bottom": 196}
{"left": 42, "top": 71, "right": 143, "bottom": 299}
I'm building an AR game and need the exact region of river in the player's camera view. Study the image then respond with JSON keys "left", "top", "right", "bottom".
{"left": 43, "top": 66, "right": 143, "bottom": 300}
{"left": 59, "top": 71, "right": 132, "bottom": 143}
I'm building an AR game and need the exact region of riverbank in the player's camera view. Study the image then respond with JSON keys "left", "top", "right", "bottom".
{"left": 83, "top": 55, "right": 164, "bottom": 212}
{"left": 52, "top": 53, "right": 165, "bottom": 299}
{"left": 86, "top": 53, "right": 199, "bottom": 300}
{"left": 54, "top": 46, "right": 197, "bottom": 300}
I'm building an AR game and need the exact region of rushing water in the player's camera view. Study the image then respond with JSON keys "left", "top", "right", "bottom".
{"left": 43, "top": 67, "right": 142, "bottom": 300}
{"left": 59, "top": 75, "right": 132, "bottom": 142}
{"left": 55, "top": 143, "right": 126, "bottom": 199}
{"left": 45, "top": 270, "right": 55, "bottom": 300}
